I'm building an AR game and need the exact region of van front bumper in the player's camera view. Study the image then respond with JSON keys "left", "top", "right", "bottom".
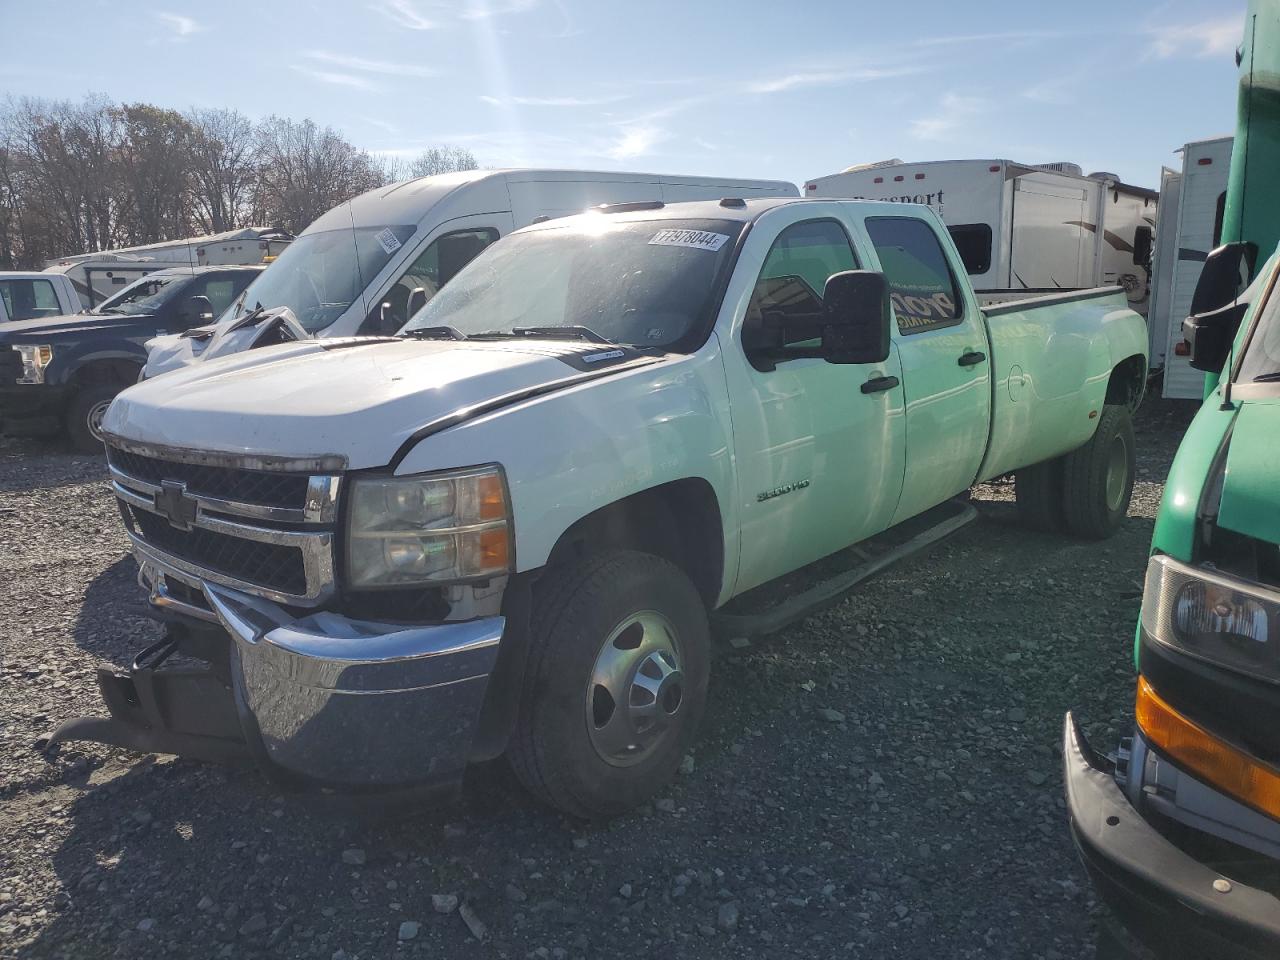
{"left": 40, "top": 574, "right": 503, "bottom": 794}
{"left": 1063, "top": 712, "right": 1280, "bottom": 960}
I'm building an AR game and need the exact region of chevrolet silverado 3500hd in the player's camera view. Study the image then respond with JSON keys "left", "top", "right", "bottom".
{"left": 46, "top": 197, "right": 1147, "bottom": 817}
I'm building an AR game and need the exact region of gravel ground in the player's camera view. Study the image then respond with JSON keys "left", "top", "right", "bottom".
{"left": 0, "top": 397, "right": 1197, "bottom": 960}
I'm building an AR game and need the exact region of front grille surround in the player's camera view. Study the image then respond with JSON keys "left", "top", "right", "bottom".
{"left": 108, "top": 441, "right": 339, "bottom": 606}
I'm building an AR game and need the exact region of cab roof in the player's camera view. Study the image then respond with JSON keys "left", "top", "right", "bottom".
{"left": 515, "top": 196, "right": 894, "bottom": 234}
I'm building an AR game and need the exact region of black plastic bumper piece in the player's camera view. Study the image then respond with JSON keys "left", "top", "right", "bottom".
{"left": 1063, "top": 712, "right": 1280, "bottom": 960}
{"left": 37, "top": 634, "right": 252, "bottom": 766}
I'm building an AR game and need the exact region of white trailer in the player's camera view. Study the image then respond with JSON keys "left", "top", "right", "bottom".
{"left": 1148, "top": 136, "right": 1233, "bottom": 400}
{"left": 42, "top": 227, "right": 292, "bottom": 309}
{"left": 804, "top": 159, "right": 1157, "bottom": 315}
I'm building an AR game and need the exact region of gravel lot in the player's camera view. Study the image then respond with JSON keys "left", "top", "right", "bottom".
{"left": 0, "top": 397, "right": 1197, "bottom": 960}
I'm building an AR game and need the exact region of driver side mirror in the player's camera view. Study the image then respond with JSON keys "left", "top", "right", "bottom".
{"left": 407, "top": 286, "right": 429, "bottom": 318}
{"left": 1182, "top": 241, "right": 1258, "bottom": 372}
{"left": 821, "top": 270, "right": 891, "bottom": 365}
{"left": 178, "top": 295, "right": 214, "bottom": 329}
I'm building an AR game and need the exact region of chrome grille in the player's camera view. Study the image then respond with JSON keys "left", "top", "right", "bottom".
{"left": 107, "top": 440, "right": 340, "bottom": 606}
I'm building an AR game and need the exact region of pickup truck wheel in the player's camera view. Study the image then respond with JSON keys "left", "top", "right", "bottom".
{"left": 1061, "top": 404, "right": 1135, "bottom": 540}
{"left": 1014, "top": 458, "right": 1065, "bottom": 532}
{"left": 65, "top": 383, "right": 119, "bottom": 454}
{"left": 509, "top": 550, "right": 709, "bottom": 819}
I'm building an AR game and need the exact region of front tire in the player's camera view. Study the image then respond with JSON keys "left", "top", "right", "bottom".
{"left": 1061, "top": 404, "right": 1136, "bottom": 540}
{"left": 65, "top": 383, "right": 119, "bottom": 454}
{"left": 508, "top": 550, "right": 710, "bottom": 819}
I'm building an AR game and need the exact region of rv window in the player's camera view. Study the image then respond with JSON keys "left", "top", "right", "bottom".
{"left": 365, "top": 227, "right": 499, "bottom": 334}
{"left": 865, "top": 217, "right": 964, "bottom": 335}
{"left": 946, "top": 224, "right": 992, "bottom": 275}
{"left": 0, "top": 279, "right": 62, "bottom": 321}
{"left": 1132, "top": 225, "right": 1153, "bottom": 267}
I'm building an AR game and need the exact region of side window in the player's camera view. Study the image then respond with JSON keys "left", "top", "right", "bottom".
{"left": 185, "top": 276, "right": 242, "bottom": 318}
{"left": 1212, "top": 191, "right": 1227, "bottom": 248}
{"left": 0, "top": 279, "right": 62, "bottom": 321}
{"left": 362, "top": 227, "right": 499, "bottom": 334}
{"left": 746, "top": 219, "right": 859, "bottom": 347}
{"left": 946, "top": 224, "right": 992, "bottom": 276}
{"left": 865, "top": 217, "right": 963, "bottom": 335}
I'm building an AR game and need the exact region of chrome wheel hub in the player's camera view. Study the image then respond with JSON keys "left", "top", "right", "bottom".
{"left": 87, "top": 400, "right": 111, "bottom": 441}
{"left": 1105, "top": 433, "right": 1130, "bottom": 512}
{"left": 586, "top": 611, "right": 684, "bottom": 767}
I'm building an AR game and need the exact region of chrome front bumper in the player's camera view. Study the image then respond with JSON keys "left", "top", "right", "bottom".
{"left": 43, "top": 565, "right": 503, "bottom": 792}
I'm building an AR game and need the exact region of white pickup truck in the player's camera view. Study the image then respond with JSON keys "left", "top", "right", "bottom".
{"left": 0, "top": 272, "right": 80, "bottom": 322}
{"left": 47, "top": 197, "right": 1147, "bottom": 818}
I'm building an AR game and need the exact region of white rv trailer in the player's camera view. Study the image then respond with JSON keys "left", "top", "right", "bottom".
{"left": 43, "top": 226, "right": 293, "bottom": 309}
{"left": 1147, "top": 136, "right": 1233, "bottom": 400}
{"left": 804, "top": 159, "right": 1157, "bottom": 314}
{"left": 143, "top": 168, "right": 800, "bottom": 377}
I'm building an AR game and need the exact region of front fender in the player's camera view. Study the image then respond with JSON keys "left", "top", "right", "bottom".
{"left": 395, "top": 348, "right": 738, "bottom": 604}
{"left": 46, "top": 344, "right": 147, "bottom": 388}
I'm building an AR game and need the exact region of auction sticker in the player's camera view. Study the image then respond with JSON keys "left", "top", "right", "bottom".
{"left": 648, "top": 229, "right": 729, "bottom": 252}
{"left": 375, "top": 227, "right": 403, "bottom": 255}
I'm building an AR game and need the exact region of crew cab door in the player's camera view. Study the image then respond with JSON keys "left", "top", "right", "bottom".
{"left": 720, "top": 209, "right": 907, "bottom": 596}
{"left": 357, "top": 214, "right": 511, "bottom": 336}
{"left": 863, "top": 215, "right": 992, "bottom": 524}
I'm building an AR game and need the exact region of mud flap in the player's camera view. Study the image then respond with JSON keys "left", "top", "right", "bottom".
{"left": 37, "top": 634, "right": 252, "bottom": 766}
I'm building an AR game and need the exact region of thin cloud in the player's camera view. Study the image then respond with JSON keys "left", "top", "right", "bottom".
{"left": 290, "top": 65, "right": 381, "bottom": 91}
{"left": 1145, "top": 17, "right": 1240, "bottom": 60}
{"left": 374, "top": 0, "right": 438, "bottom": 30}
{"left": 479, "top": 93, "right": 626, "bottom": 107}
{"left": 746, "top": 65, "right": 926, "bottom": 94}
{"left": 914, "top": 29, "right": 1066, "bottom": 47}
{"left": 304, "top": 50, "right": 436, "bottom": 78}
{"left": 911, "top": 92, "right": 988, "bottom": 141}
{"left": 156, "top": 12, "right": 204, "bottom": 38}
{"left": 364, "top": 117, "right": 400, "bottom": 135}
{"left": 459, "top": 0, "right": 539, "bottom": 20}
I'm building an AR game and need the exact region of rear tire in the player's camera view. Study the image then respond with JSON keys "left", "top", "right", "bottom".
{"left": 64, "top": 383, "right": 119, "bottom": 454}
{"left": 1061, "top": 404, "right": 1136, "bottom": 540}
{"left": 1015, "top": 458, "right": 1065, "bottom": 532}
{"left": 508, "top": 549, "right": 710, "bottom": 819}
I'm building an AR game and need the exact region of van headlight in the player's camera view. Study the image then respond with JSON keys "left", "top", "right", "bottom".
{"left": 346, "top": 466, "right": 512, "bottom": 588}
{"left": 15, "top": 344, "right": 53, "bottom": 384}
{"left": 1142, "top": 554, "right": 1278, "bottom": 680}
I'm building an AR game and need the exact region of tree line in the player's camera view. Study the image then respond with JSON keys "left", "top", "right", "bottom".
{"left": 0, "top": 95, "right": 477, "bottom": 269}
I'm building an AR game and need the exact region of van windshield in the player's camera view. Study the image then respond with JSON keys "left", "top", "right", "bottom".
{"left": 219, "top": 223, "right": 416, "bottom": 333}
{"left": 1236, "top": 267, "right": 1280, "bottom": 383}
{"left": 399, "top": 218, "right": 743, "bottom": 349}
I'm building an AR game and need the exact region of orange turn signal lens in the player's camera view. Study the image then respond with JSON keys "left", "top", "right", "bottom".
{"left": 475, "top": 473, "right": 507, "bottom": 523}
{"left": 1135, "top": 676, "right": 1280, "bottom": 820}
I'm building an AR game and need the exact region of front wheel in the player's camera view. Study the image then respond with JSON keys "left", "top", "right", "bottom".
{"left": 65, "top": 383, "right": 120, "bottom": 454}
{"left": 1061, "top": 404, "right": 1136, "bottom": 540}
{"left": 508, "top": 550, "right": 710, "bottom": 819}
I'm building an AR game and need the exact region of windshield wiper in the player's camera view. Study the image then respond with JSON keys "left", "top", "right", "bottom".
{"left": 474, "top": 325, "right": 615, "bottom": 344}
{"left": 225, "top": 303, "right": 266, "bottom": 333}
{"left": 400, "top": 325, "right": 468, "bottom": 341}
{"left": 1250, "top": 371, "right": 1280, "bottom": 382}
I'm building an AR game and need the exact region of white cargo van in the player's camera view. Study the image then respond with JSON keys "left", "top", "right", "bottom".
{"left": 804, "top": 159, "right": 1157, "bottom": 313}
{"left": 143, "top": 169, "right": 799, "bottom": 377}
{"left": 1146, "top": 136, "right": 1232, "bottom": 399}
{"left": 44, "top": 227, "right": 293, "bottom": 309}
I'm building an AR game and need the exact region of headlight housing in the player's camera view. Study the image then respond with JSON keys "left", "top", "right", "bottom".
{"left": 346, "top": 465, "right": 512, "bottom": 588}
{"left": 1142, "top": 553, "right": 1278, "bottom": 682}
{"left": 15, "top": 344, "right": 53, "bottom": 384}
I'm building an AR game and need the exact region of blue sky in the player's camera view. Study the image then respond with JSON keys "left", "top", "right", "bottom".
{"left": 1, "top": 0, "right": 1246, "bottom": 189}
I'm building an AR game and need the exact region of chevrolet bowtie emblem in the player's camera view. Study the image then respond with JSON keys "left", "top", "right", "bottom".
{"left": 154, "top": 480, "right": 198, "bottom": 530}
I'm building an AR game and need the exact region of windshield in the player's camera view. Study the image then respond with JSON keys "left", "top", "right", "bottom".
{"left": 219, "top": 223, "right": 416, "bottom": 333}
{"left": 1235, "top": 263, "right": 1280, "bottom": 383}
{"left": 399, "top": 218, "right": 743, "bottom": 348}
{"left": 94, "top": 274, "right": 186, "bottom": 315}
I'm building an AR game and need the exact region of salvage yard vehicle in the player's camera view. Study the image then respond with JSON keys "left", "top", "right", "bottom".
{"left": 0, "top": 266, "right": 261, "bottom": 452}
{"left": 141, "top": 169, "right": 799, "bottom": 379}
{"left": 0, "top": 271, "right": 81, "bottom": 322}
{"left": 42, "top": 196, "right": 1146, "bottom": 818}
{"left": 1064, "top": 4, "right": 1280, "bottom": 956}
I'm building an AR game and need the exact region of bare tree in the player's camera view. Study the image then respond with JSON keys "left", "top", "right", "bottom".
{"left": 409, "top": 145, "right": 477, "bottom": 178}
{"left": 187, "top": 107, "right": 258, "bottom": 234}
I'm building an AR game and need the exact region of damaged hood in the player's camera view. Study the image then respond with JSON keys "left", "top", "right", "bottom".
{"left": 1216, "top": 397, "right": 1280, "bottom": 547}
{"left": 104, "top": 337, "right": 653, "bottom": 470}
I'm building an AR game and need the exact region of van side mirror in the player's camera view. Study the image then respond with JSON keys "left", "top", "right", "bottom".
{"left": 821, "top": 271, "right": 891, "bottom": 365}
{"left": 407, "top": 287, "right": 429, "bottom": 318}
{"left": 1181, "top": 242, "right": 1258, "bottom": 372}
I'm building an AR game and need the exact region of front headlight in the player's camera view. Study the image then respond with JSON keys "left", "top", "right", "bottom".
{"left": 346, "top": 465, "right": 512, "bottom": 588}
{"left": 1142, "top": 554, "right": 1278, "bottom": 681}
{"left": 15, "top": 344, "right": 53, "bottom": 384}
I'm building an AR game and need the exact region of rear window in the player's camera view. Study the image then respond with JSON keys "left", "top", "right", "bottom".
{"left": 866, "top": 217, "right": 964, "bottom": 334}
{"left": 947, "top": 223, "right": 992, "bottom": 276}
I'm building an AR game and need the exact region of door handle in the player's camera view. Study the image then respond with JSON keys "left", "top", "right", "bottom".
{"left": 860, "top": 375, "right": 899, "bottom": 394}
{"left": 957, "top": 351, "right": 986, "bottom": 367}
